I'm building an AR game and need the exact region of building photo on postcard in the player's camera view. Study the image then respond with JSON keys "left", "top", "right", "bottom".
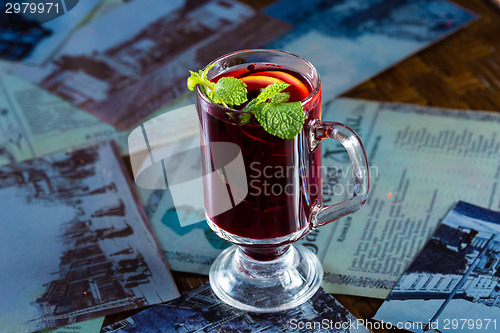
{"left": 101, "top": 283, "right": 370, "bottom": 333}
{"left": 0, "top": 141, "right": 178, "bottom": 333}
{"left": 375, "top": 201, "right": 500, "bottom": 332}
{"left": 12, "top": 0, "right": 290, "bottom": 130}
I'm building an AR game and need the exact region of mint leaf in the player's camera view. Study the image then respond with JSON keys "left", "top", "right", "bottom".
{"left": 256, "top": 82, "right": 290, "bottom": 104}
{"left": 212, "top": 77, "right": 247, "bottom": 106}
{"left": 253, "top": 102, "right": 305, "bottom": 139}
{"left": 269, "top": 92, "right": 290, "bottom": 104}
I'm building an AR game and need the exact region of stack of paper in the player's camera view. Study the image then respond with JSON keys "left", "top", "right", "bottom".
{"left": 0, "top": 0, "right": 483, "bottom": 331}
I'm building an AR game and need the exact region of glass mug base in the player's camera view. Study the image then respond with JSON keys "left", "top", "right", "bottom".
{"left": 209, "top": 244, "right": 323, "bottom": 313}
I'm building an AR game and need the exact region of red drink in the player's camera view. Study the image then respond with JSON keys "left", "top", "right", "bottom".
{"left": 197, "top": 65, "right": 322, "bottom": 241}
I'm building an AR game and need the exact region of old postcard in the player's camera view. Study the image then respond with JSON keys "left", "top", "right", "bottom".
{"left": 374, "top": 201, "right": 500, "bottom": 332}
{"left": 10, "top": 0, "right": 290, "bottom": 130}
{"left": 0, "top": 0, "right": 101, "bottom": 64}
{"left": 0, "top": 70, "right": 196, "bottom": 165}
{"left": 0, "top": 141, "right": 179, "bottom": 332}
{"left": 101, "top": 283, "right": 370, "bottom": 333}
{"left": 264, "top": 0, "right": 476, "bottom": 97}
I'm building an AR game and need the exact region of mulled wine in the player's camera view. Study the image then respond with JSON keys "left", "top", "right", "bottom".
{"left": 197, "top": 65, "right": 322, "bottom": 240}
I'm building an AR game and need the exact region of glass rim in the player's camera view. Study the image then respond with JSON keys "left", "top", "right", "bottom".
{"left": 196, "top": 49, "right": 321, "bottom": 113}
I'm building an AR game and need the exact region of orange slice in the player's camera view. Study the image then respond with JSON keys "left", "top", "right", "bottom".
{"left": 248, "top": 71, "right": 310, "bottom": 101}
{"left": 240, "top": 75, "right": 285, "bottom": 91}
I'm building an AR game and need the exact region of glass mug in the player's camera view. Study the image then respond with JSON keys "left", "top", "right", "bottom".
{"left": 196, "top": 49, "right": 369, "bottom": 312}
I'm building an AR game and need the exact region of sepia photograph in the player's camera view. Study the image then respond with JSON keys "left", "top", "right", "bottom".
{"left": 0, "top": 142, "right": 179, "bottom": 332}
{"left": 12, "top": 0, "right": 290, "bottom": 130}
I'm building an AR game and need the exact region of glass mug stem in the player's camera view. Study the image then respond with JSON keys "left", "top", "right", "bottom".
{"left": 196, "top": 49, "right": 370, "bottom": 312}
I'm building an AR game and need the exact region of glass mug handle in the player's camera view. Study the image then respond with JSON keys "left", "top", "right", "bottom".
{"left": 310, "top": 120, "right": 370, "bottom": 228}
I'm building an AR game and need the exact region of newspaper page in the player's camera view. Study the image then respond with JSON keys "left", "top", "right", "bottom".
{"left": 0, "top": 70, "right": 196, "bottom": 165}
{"left": 0, "top": 142, "right": 179, "bottom": 332}
{"left": 374, "top": 201, "right": 500, "bottom": 332}
{"left": 101, "top": 284, "right": 370, "bottom": 333}
{"left": 139, "top": 98, "right": 500, "bottom": 299}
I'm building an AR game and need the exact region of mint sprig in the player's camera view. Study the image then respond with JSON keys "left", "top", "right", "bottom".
{"left": 187, "top": 64, "right": 247, "bottom": 108}
{"left": 187, "top": 68, "right": 305, "bottom": 139}
{"left": 187, "top": 64, "right": 216, "bottom": 94}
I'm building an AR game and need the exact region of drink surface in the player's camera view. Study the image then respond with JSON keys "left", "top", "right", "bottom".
{"left": 198, "top": 65, "right": 322, "bottom": 240}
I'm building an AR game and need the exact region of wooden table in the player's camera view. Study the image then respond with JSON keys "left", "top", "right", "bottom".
{"left": 119, "top": 0, "right": 500, "bottom": 331}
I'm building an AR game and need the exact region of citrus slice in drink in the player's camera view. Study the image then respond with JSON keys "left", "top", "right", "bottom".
{"left": 239, "top": 75, "right": 285, "bottom": 92}
{"left": 247, "top": 71, "right": 310, "bottom": 101}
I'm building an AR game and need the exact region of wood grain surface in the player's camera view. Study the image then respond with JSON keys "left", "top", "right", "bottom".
{"left": 153, "top": 0, "right": 500, "bottom": 332}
